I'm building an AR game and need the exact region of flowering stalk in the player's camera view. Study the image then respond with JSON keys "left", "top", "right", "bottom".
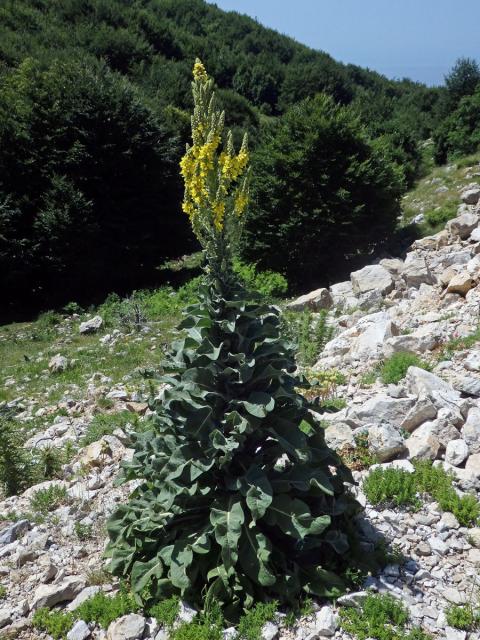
{"left": 180, "top": 59, "right": 250, "bottom": 282}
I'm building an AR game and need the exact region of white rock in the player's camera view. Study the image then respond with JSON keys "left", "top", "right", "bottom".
{"left": 261, "top": 621, "right": 279, "bottom": 640}
{"left": 464, "top": 351, "right": 480, "bottom": 372}
{"left": 0, "top": 520, "right": 29, "bottom": 545}
{"left": 445, "top": 439, "right": 469, "bottom": 466}
{"left": 350, "top": 312, "right": 399, "bottom": 359}
{"left": 446, "top": 627, "right": 467, "bottom": 640}
{"left": 79, "top": 316, "right": 103, "bottom": 334}
{"left": 465, "top": 453, "right": 480, "bottom": 478}
{"left": 329, "top": 281, "right": 359, "bottom": 309}
{"left": 429, "top": 536, "right": 448, "bottom": 555}
{"left": 447, "top": 272, "right": 475, "bottom": 296}
{"left": 0, "top": 609, "right": 12, "bottom": 629}
{"left": 353, "top": 395, "right": 415, "bottom": 428}
{"left": 454, "top": 375, "right": 480, "bottom": 397}
{"left": 461, "top": 186, "right": 480, "bottom": 205}
{"left": 446, "top": 212, "right": 479, "bottom": 239}
{"left": 67, "top": 586, "right": 101, "bottom": 611}
{"left": 313, "top": 606, "right": 338, "bottom": 636}
{"left": 368, "top": 423, "right": 405, "bottom": 462}
{"left": 324, "top": 422, "right": 355, "bottom": 451}
{"left": 67, "top": 620, "right": 91, "bottom": 640}
{"left": 31, "top": 576, "right": 86, "bottom": 610}
{"left": 107, "top": 614, "right": 146, "bottom": 640}
{"left": 351, "top": 264, "right": 394, "bottom": 295}
{"left": 402, "top": 254, "right": 435, "bottom": 287}
{"left": 287, "top": 288, "right": 333, "bottom": 311}
{"left": 49, "top": 354, "right": 69, "bottom": 373}
{"left": 405, "top": 424, "right": 440, "bottom": 461}
{"left": 401, "top": 397, "right": 437, "bottom": 432}
{"left": 461, "top": 407, "right": 480, "bottom": 453}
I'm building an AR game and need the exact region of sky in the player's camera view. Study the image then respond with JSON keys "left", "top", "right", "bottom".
{"left": 212, "top": 0, "right": 480, "bottom": 86}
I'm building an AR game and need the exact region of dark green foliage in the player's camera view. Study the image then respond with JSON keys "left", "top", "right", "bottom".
{"left": 445, "top": 57, "right": 480, "bottom": 107}
{"left": 434, "top": 88, "right": 480, "bottom": 163}
{"left": 75, "top": 587, "right": 140, "bottom": 629}
{"left": 0, "top": 413, "right": 32, "bottom": 496}
{"left": 241, "top": 95, "right": 404, "bottom": 287}
{"left": 282, "top": 310, "right": 334, "bottom": 367}
{"left": 29, "top": 484, "right": 69, "bottom": 515}
{"left": 148, "top": 595, "right": 180, "bottom": 628}
{"left": 380, "top": 353, "right": 431, "bottom": 384}
{"left": 424, "top": 203, "right": 458, "bottom": 229}
{"left": 237, "top": 601, "right": 278, "bottom": 640}
{"left": 232, "top": 260, "right": 288, "bottom": 299}
{"left": 364, "top": 462, "right": 480, "bottom": 527}
{"left": 339, "top": 593, "right": 426, "bottom": 640}
{"left": 32, "top": 608, "right": 74, "bottom": 640}
{"left": 0, "top": 0, "right": 443, "bottom": 315}
{"left": 106, "top": 277, "right": 359, "bottom": 619}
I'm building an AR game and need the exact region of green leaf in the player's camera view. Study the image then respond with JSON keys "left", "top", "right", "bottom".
{"left": 241, "top": 391, "right": 275, "bottom": 417}
{"left": 267, "top": 494, "right": 331, "bottom": 539}
{"left": 210, "top": 497, "right": 245, "bottom": 570}
{"left": 170, "top": 541, "right": 193, "bottom": 590}
{"left": 239, "top": 525, "right": 276, "bottom": 586}
{"left": 244, "top": 467, "right": 273, "bottom": 522}
{"left": 130, "top": 556, "right": 164, "bottom": 594}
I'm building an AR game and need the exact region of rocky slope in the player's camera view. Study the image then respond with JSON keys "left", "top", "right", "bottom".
{"left": 2, "top": 182, "right": 480, "bottom": 640}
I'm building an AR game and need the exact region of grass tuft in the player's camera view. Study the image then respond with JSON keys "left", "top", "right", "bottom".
{"left": 380, "top": 353, "right": 431, "bottom": 384}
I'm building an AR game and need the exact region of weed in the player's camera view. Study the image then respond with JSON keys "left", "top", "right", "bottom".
{"left": 85, "top": 568, "right": 113, "bottom": 586}
{"left": 237, "top": 601, "right": 278, "bottom": 640}
{"left": 148, "top": 596, "right": 180, "bottom": 628}
{"left": 30, "top": 484, "right": 69, "bottom": 515}
{"left": 284, "top": 597, "right": 314, "bottom": 628}
{"left": 363, "top": 467, "right": 420, "bottom": 509}
{"left": 380, "top": 353, "right": 431, "bottom": 384}
{"left": 32, "top": 608, "right": 74, "bottom": 640}
{"left": 446, "top": 605, "right": 480, "bottom": 630}
{"left": 170, "top": 621, "right": 222, "bottom": 640}
{"left": 439, "top": 325, "right": 480, "bottom": 360}
{"left": 81, "top": 411, "right": 137, "bottom": 447}
{"left": 74, "top": 522, "right": 93, "bottom": 540}
{"left": 75, "top": 586, "right": 139, "bottom": 629}
{"left": 232, "top": 259, "right": 288, "bottom": 298}
{"left": 282, "top": 310, "right": 333, "bottom": 367}
{"left": 359, "top": 370, "right": 378, "bottom": 386}
{"left": 339, "top": 433, "right": 377, "bottom": 471}
{"left": 0, "top": 585, "right": 6, "bottom": 599}
{"left": 340, "top": 593, "right": 409, "bottom": 640}
{"left": 0, "top": 415, "right": 32, "bottom": 497}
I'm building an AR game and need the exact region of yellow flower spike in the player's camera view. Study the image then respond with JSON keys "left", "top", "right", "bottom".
{"left": 193, "top": 58, "right": 208, "bottom": 82}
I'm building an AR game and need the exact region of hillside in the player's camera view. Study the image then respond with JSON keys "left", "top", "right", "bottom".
{"left": 0, "top": 0, "right": 443, "bottom": 317}
{"left": 1, "top": 160, "right": 480, "bottom": 638}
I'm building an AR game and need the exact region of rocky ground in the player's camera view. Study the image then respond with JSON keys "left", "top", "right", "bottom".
{"left": 2, "top": 181, "right": 480, "bottom": 639}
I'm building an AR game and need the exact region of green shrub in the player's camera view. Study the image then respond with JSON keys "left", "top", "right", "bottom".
{"left": 233, "top": 259, "right": 288, "bottom": 298}
{"left": 0, "top": 415, "right": 32, "bottom": 497}
{"left": 148, "top": 596, "right": 180, "bottom": 628}
{"left": 340, "top": 593, "right": 409, "bottom": 640}
{"left": 424, "top": 202, "right": 457, "bottom": 229}
{"left": 446, "top": 605, "right": 479, "bottom": 631}
{"left": 0, "top": 585, "right": 6, "bottom": 599}
{"left": 380, "top": 353, "right": 431, "bottom": 384}
{"left": 363, "top": 467, "right": 420, "bottom": 509}
{"left": 32, "top": 608, "right": 74, "bottom": 640}
{"left": 75, "top": 587, "right": 139, "bottom": 629}
{"left": 282, "top": 310, "right": 334, "bottom": 366}
{"left": 170, "top": 621, "right": 223, "bottom": 640}
{"left": 30, "top": 485, "right": 69, "bottom": 515}
{"left": 237, "top": 602, "right": 278, "bottom": 640}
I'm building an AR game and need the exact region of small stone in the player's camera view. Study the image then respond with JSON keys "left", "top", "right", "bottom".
{"left": 0, "top": 609, "right": 12, "bottom": 629}
{"left": 367, "top": 423, "right": 405, "bottom": 462}
{"left": 261, "top": 621, "right": 279, "bottom": 640}
{"left": 468, "top": 528, "right": 480, "bottom": 547}
{"left": 0, "top": 520, "right": 29, "bottom": 545}
{"left": 107, "top": 614, "right": 146, "bottom": 640}
{"left": 67, "top": 620, "right": 91, "bottom": 640}
{"left": 177, "top": 602, "right": 197, "bottom": 624}
{"left": 336, "top": 591, "right": 369, "bottom": 607}
{"left": 465, "top": 351, "right": 480, "bottom": 372}
{"left": 313, "top": 606, "right": 338, "bottom": 636}
{"left": 287, "top": 288, "right": 333, "bottom": 311}
{"left": 438, "top": 512, "right": 459, "bottom": 531}
{"left": 351, "top": 264, "right": 394, "bottom": 296}
{"left": 445, "top": 440, "right": 469, "bottom": 467}
{"left": 429, "top": 536, "right": 448, "bottom": 555}
{"left": 416, "top": 542, "right": 431, "bottom": 556}
{"left": 125, "top": 401, "right": 148, "bottom": 415}
{"left": 443, "top": 588, "right": 467, "bottom": 605}
{"left": 446, "top": 627, "right": 467, "bottom": 640}
{"left": 49, "top": 354, "right": 69, "bottom": 373}
{"left": 446, "top": 272, "right": 475, "bottom": 296}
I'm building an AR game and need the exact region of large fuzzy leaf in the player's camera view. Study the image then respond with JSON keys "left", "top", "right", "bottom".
{"left": 267, "top": 494, "right": 331, "bottom": 539}
{"left": 210, "top": 497, "right": 245, "bottom": 570}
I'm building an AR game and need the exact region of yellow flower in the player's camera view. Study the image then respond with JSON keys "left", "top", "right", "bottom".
{"left": 234, "top": 192, "right": 249, "bottom": 216}
{"left": 193, "top": 59, "right": 207, "bottom": 82}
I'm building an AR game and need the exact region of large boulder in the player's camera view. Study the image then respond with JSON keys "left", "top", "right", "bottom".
{"left": 402, "top": 253, "right": 435, "bottom": 288}
{"left": 31, "top": 576, "right": 86, "bottom": 611}
{"left": 329, "top": 281, "right": 359, "bottom": 309}
{"left": 351, "top": 264, "right": 394, "bottom": 296}
{"left": 446, "top": 212, "right": 479, "bottom": 240}
{"left": 405, "top": 423, "right": 440, "bottom": 460}
{"left": 446, "top": 272, "right": 475, "bottom": 296}
{"left": 79, "top": 316, "right": 103, "bottom": 334}
{"left": 368, "top": 423, "right": 405, "bottom": 462}
{"left": 400, "top": 397, "right": 437, "bottom": 432}
{"left": 405, "top": 367, "right": 462, "bottom": 411}
{"left": 287, "top": 288, "right": 333, "bottom": 312}
{"left": 461, "top": 407, "right": 480, "bottom": 454}
{"left": 461, "top": 186, "right": 480, "bottom": 205}
{"left": 352, "top": 395, "right": 415, "bottom": 429}
{"left": 445, "top": 439, "right": 469, "bottom": 467}
{"left": 107, "top": 614, "right": 146, "bottom": 640}
{"left": 350, "top": 312, "right": 399, "bottom": 359}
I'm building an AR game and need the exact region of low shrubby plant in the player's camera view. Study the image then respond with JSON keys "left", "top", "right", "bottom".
{"left": 380, "top": 353, "right": 431, "bottom": 384}
{"left": 364, "top": 461, "right": 480, "bottom": 526}
{"left": 339, "top": 593, "right": 429, "bottom": 640}
{"left": 282, "top": 310, "right": 334, "bottom": 366}
{"left": 237, "top": 601, "right": 278, "bottom": 640}
{"left": 29, "top": 484, "right": 69, "bottom": 515}
{"left": 232, "top": 259, "right": 288, "bottom": 298}
{"left": 32, "top": 608, "right": 75, "bottom": 640}
{"left": 446, "top": 604, "right": 480, "bottom": 630}
{"left": 75, "top": 586, "right": 139, "bottom": 628}
{"left": 81, "top": 411, "right": 137, "bottom": 447}
{"left": 440, "top": 324, "right": 480, "bottom": 359}
{"left": 148, "top": 595, "right": 180, "bottom": 628}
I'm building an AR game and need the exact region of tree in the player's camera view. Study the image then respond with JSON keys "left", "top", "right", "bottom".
{"left": 434, "top": 88, "right": 480, "bottom": 163}
{"left": 445, "top": 57, "right": 480, "bottom": 107}
{"left": 241, "top": 94, "right": 404, "bottom": 288}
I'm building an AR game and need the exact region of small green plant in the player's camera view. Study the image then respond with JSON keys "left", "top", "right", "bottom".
{"left": 170, "top": 621, "right": 223, "bottom": 640}
{"left": 339, "top": 433, "right": 377, "bottom": 471}
{"left": 0, "top": 585, "right": 6, "bottom": 599}
{"left": 148, "top": 595, "right": 180, "bottom": 628}
{"left": 237, "top": 601, "right": 278, "bottom": 640}
{"left": 364, "top": 462, "right": 480, "bottom": 526}
{"left": 0, "top": 415, "right": 32, "bottom": 497}
{"left": 81, "top": 411, "right": 137, "bottom": 447}
{"left": 363, "top": 467, "right": 420, "bottom": 509}
{"left": 283, "top": 310, "right": 334, "bottom": 366}
{"left": 30, "top": 484, "right": 69, "bottom": 515}
{"left": 85, "top": 568, "right": 113, "bottom": 586}
{"left": 74, "top": 522, "right": 93, "bottom": 540}
{"left": 32, "top": 608, "right": 74, "bottom": 640}
{"left": 75, "top": 586, "right": 139, "bottom": 629}
{"left": 424, "top": 202, "right": 457, "bottom": 229}
{"left": 284, "top": 597, "right": 314, "bottom": 628}
{"left": 380, "top": 353, "right": 431, "bottom": 384}
{"left": 232, "top": 259, "right": 288, "bottom": 298}
{"left": 446, "top": 605, "right": 480, "bottom": 630}
{"left": 359, "top": 370, "right": 378, "bottom": 386}
{"left": 340, "top": 593, "right": 409, "bottom": 640}
{"left": 440, "top": 325, "right": 480, "bottom": 359}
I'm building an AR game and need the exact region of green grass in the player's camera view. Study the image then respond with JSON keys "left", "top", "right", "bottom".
{"left": 75, "top": 587, "right": 139, "bottom": 629}
{"left": 148, "top": 596, "right": 180, "bottom": 628}
{"left": 81, "top": 410, "right": 138, "bottom": 446}
{"left": 439, "top": 324, "right": 480, "bottom": 360}
{"left": 364, "top": 461, "right": 480, "bottom": 526}
{"left": 0, "top": 585, "right": 6, "bottom": 599}
{"left": 340, "top": 593, "right": 429, "bottom": 640}
{"left": 380, "top": 353, "right": 431, "bottom": 384}
{"left": 237, "top": 601, "right": 278, "bottom": 640}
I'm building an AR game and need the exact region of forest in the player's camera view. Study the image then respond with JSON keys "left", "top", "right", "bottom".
{"left": 1, "top": 0, "right": 480, "bottom": 318}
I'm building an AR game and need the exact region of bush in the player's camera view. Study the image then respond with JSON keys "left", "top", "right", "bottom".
{"left": 282, "top": 310, "right": 334, "bottom": 367}
{"left": 75, "top": 587, "right": 139, "bottom": 629}
{"left": 233, "top": 260, "right": 288, "bottom": 298}
{"left": 446, "top": 605, "right": 479, "bottom": 631}
{"left": 434, "top": 88, "right": 480, "bottom": 163}
{"left": 363, "top": 467, "right": 420, "bottom": 509}
{"left": 29, "top": 485, "right": 69, "bottom": 515}
{"left": 32, "top": 608, "right": 74, "bottom": 640}
{"left": 380, "top": 353, "right": 431, "bottom": 384}
{"left": 0, "top": 414, "right": 32, "bottom": 497}
{"left": 148, "top": 596, "right": 180, "bottom": 628}
{"left": 424, "top": 203, "right": 457, "bottom": 229}
{"left": 241, "top": 94, "right": 404, "bottom": 288}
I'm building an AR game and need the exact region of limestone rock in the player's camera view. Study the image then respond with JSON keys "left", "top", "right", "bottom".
{"left": 313, "top": 606, "right": 338, "bottom": 636}
{"left": 353, "top": 395, "right": 415, "bottom": 428}
{"left": 400, "top": 397, "right": 437, "bottom": 433}
{"left": 446, "top": 272, "right": 475, "bottom": 296}
{"left": 368, "top": 423, "right": 405, "bottom": 462}
{"left": 465, "top": 453, "right": 480, "bottom": 478}
{"left": 324, "top": 422, "right": 355, "bottom": 451}
{"left": 405, "top": 424, "right": 440, "bottom": 460}
{"left": 464, "top": 351, "right": 480, "bottom": 372}
{"left": 107, "top": 614, "right": 146, "bottom": 640}
{"left": 329, "top": 281, "right": 359, "bottom": 309}
{"left": 453, "top": 375, "right": 480, "bottom": 397}
{"left": 402, "top": 254, "right": 435, "bottom": 287}
{"left": 446, "top": 212, "right": 479, "bottom": 239}
{"left": 67, "top": 620, "right": 91, "bottom": 640}
{"left": 261, "top": 621, "right": 278, "bottom": 640}
{"left": 461, "top": 186, "right": 480, "bottom": 205}
{"left": 351, "top": 264, "right": 394, "bottom": 296}
{"left": 445, "top": 439, "right": 469, "bottom": 466}
{"left": 31, "top": 576, "right": 86, "bottom": 610}
{"left": 461, "top": 407, "right": 480, "bottom": 453}
{"left": 79, "top": 439, "right": 112, "bottom": 468}
{"left": 0, "top": 520, "right": 29, "bottom": 546}
{"left": 79, "top": 316, "right": 103, "bottom": 334}
{"left": 287, "top": 288, "right": 333, "bottom": 311}
{"left": 48, "top": 354, "right": 69, "bottom": 373}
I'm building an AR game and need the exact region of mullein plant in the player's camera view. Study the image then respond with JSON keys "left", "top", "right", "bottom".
{"left": 106, "top": 60, "right": 359, "bottom": 619}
